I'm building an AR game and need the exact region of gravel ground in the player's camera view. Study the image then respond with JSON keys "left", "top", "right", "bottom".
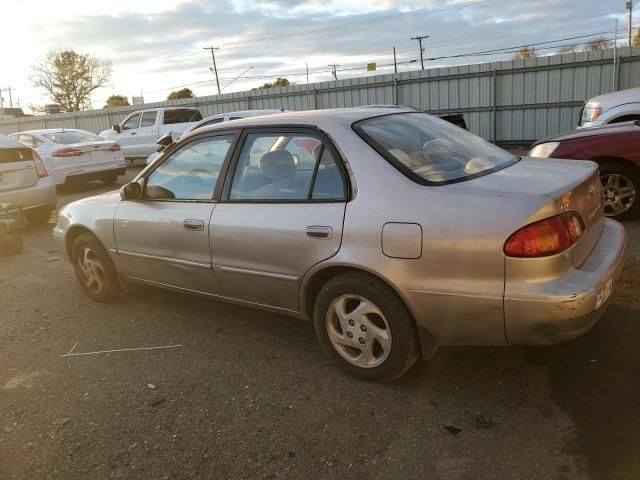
{"left": 0, "top": 168, "right": 638, "bottom": 480}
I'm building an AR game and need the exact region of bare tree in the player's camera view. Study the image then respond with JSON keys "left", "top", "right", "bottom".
{"left": 31, "top": 50, "right": 112, "bottom": 112}
{"left": 512, "top": 46, "right": 537, "bottom": 60}
{"left": 585, "top": 36, "right": 613, "bottom": 51}
{"left": 558, "top": 45, "right": 577, "bottom": 54}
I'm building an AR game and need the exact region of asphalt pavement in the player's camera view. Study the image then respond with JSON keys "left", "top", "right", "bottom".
{"left": 1, "top": 166, "right": 638, "bottom": 480}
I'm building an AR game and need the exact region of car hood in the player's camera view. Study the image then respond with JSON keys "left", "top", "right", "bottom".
{"left": 446, "top": 157, "right": 597, "bottom": 199}
{"left": 533, "top": 121, "right": 639, "bottom": 145}
{"left": 586, "top": 86, "right": 640, "bottom": 111}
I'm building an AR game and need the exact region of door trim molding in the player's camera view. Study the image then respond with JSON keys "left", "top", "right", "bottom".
{"left": 216, "top": 264, "right": 299, "bottom": 282}
{"left": 118, "top": 249, "right": 212, "bottom": 269}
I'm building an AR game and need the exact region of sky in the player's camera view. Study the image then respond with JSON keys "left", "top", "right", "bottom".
{"left": 0, "top": 0, "right": 633, "bottom": 112}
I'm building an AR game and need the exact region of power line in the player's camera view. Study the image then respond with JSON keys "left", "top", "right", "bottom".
{"left": 221, "top": 0, "right": 484, "bottom": 48}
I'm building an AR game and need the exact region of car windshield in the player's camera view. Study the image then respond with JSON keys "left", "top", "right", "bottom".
{"left": 42, "top": 131, "right": 103, "bottom": 144}
{"left": 355, "top": 112, "right": 517, "bottom": 184}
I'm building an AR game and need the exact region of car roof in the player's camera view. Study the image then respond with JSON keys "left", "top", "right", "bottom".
{"left": 11, "top": 128, "right": 86, "bottom": 135}
{"left": 0, "top": 134, "right": 27, "bottom": 149}
{"left": 193, "top": 106, "right": 415, "bottom": 135}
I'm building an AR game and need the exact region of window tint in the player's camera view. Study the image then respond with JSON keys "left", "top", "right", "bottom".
{"left": 122, "top": 114, "right": 140, "bottom": 130}
{"left": 42, "top": 131, "right": 102, "bottom": 144}
{"left": 163, "top": 109, "right": 202, "bottom": 125}
{"left": 145, "top": 135, "right": 234, "bottom": 201}
{"left": 140, "top": 111, "right": 157, "bottom": 128}
{"left": 229, "top": 132, "right": 344, "bottom": 201}
{"left": 355, "top": 112, "right": 517, "bottom": 184}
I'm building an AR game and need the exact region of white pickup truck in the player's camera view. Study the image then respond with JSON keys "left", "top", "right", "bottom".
{"left": 100, "top": 107, "right": 203, "bottom": 159}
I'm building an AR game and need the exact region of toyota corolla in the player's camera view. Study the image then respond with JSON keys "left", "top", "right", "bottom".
{"left": 53, "top": 107, "right": 626, "bottom": 381}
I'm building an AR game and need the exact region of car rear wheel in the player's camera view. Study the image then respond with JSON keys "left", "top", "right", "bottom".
{"left": 71, "top": 233, "right": 121, "bottom": 302}
{"left": 314, "top": 272, "right": 420, "bottom": 382}
{"left": 599, "top": 162, "right": 639, "bottom": 220}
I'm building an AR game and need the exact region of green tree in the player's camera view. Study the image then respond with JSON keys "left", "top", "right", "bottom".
{"left": 31, "top": 50, "right": 112, "bottom": 112}
{"left": 103, "top": 94, "right": 129, "bottom": 108}
{"left": 167, "top": 88, "right": 194, "bottom": 100}
{"left": 258, "top": 78, "right": 291, "bottom": 89}
{"left": 512, "top": 46, "right": 537, "bottom": 60}
{"left": 634, "top": 29, "right": 640, "bottom": 47}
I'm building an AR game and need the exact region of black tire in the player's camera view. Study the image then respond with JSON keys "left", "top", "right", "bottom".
{"left": 101, "top": 175, "right": 119, "bottom": 185}
{"left": 313, "top": 272, "right": 420, "bottom": 382}
{"left": 599, "top": 161, "right": 640, "bottom": 221}
{"left": 71, "top": 233, "right": 121, "bottom": 302}
{"left": 24, "top": 207, "right": 52, "bottom": 225}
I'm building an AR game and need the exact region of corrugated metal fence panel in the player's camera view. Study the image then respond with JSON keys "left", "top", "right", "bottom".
{"left": 1, "top": 47, "right": 639, "bottom": 142}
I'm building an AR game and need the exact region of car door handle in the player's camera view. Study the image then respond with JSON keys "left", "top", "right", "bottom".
{"left": 183, "top": 219, "right": 204, "bottom": 231}
{"left": 306, "top": 226, "right": 333, "bottom": 239}
{"left": 130, "top": 132, "right": 136, "bottom": 135}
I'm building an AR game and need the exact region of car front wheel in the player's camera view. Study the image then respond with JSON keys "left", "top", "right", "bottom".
{"left": 314, "top": 272, "right": 420, "bottom": 382}
{"left": 600, "top": 162, "right": 639, "bottom": 220}
{"left": 71, "top": 233, "right": 121, "bottom": 302}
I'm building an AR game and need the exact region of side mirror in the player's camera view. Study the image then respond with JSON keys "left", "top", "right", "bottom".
{"left": 112, "top": 124, "right": 121, "bottom": 133}
{"left": 156, "top": 133, "right": 174, "bottom": 149}
{"left": 120, "top": 181, "right": 142, "bottom": 201}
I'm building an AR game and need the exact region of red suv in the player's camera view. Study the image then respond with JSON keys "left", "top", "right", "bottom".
{"left": 529, "top": 121, "right": 640, "bottom": 220}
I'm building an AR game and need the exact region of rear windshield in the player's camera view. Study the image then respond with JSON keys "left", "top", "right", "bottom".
{"left": 43, "top": 131, "right": 103, "bottom": 144}
{"left": 354, "top": 112, "right": 517, "bottom": 185}
{"left": 163, "top": 109, "right": 203, "bottom": 125}
{"left": 0, "top": 147, "right": 34, "bottom": 164}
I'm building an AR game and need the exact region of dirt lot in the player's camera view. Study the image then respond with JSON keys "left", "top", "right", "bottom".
{"left": 1, "top": 166, "right": 639, "bottom": 480}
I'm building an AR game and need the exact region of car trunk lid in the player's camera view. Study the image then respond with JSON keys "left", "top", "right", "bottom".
{"left": 0, "top": 147, "right": 39, "bottom": 191}
{"left": 54, "top": 140, "right": 120, "bottom": 169}
{"left": 448, "top": 157, "right": 603, "bottom": 267}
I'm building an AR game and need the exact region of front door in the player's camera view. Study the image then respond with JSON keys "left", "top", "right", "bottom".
{"left": 210, "top": 129, "right": 348, "bottom": 312}
{"left": 136, "top": 111, "right": 160, "bottom": 157}
{"left": 118, "top": 112, "right": 143, "bottom": 157}
{"left": 114, "top": 132, "right": 238, "bottom": 294}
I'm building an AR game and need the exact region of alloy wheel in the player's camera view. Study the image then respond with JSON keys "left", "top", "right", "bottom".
{"left": 601, "top": 173, "right": 636, "bottom": 217}
{"left": 325, "top": 294, "right": 392, "bottom": 368}
{"left": 77, "top": 246, "right": 106, "bottom": 294}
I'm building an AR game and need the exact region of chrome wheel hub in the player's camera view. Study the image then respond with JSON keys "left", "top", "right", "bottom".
{"left": 78, "top": 247, "right": 105, "bottom": 293}
{"left": 325, "top": 294, "right": 392, "bottom": 368}
{"left": 601, "top": 173, "right": 636, "bottom": 217}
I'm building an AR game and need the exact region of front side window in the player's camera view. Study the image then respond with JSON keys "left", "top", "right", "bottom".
{"left": 122, "top": 114, "right": 140, "bottom": 130}
{"left": 145, "top": 135, "right": 234, "bottom": 201}
{"left": 229, "top": 132, "right": 345, "bottom": 201}
{"left": 43, "top": 131, "right": 102, "bottom": 144}
{"left": 354, "top": 112, "right": 517, "bottom": 185}
{"left": 140, "top": 112, "right": 157, "bottom": 128}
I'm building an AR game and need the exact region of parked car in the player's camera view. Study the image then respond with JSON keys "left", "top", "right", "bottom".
{"left": 53, "top": 107, "right": 626, "bottom": 382}
{"left": 145, "top": 109, "right": 285, "bottom": 165}
{"left": 529, "top": 121, "right": 640, "bottom": 220}
{"left": 100, "top": 107, "right": 202, "bottom": 160}
{"left": 8, "top": 129, "right": 126, "bottom": 186}
{"left": 579, "top": 87, "right": 640, "bottom": 128}
{"left": 0, "top": 134, "right": 56, "bottom": 224}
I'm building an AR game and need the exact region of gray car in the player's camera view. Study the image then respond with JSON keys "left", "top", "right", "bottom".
{"left": 0, "top": 134, "right": 56, "bottom": 224}
{"left": 53, "top": 107, "right": 626, "bottom": 381}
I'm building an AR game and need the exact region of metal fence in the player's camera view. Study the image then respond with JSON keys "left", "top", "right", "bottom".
{"left": 1, "top": 46, "right": 638, "bottom": 144}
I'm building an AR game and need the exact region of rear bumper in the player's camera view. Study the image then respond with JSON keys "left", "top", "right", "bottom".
{"left": 0, "top": 176, "right": 57, "bottom": 212}
{"left": 505, "top": 219, "right": 626, "bottom": 345}
{"left": 65, "top": 166, "right": 126, "bottom": 184}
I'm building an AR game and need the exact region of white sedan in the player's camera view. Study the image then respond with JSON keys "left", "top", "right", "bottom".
{"left": 9, "top": 129, "right": 126, "bottom": 186}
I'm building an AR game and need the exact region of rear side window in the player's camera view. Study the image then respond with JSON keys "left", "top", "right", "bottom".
{"left": 0, "top": 147, "right": 33, "bottom": 164}
{"left": 163, "top": 109, "right": 203, "bottom": 125}
{"left": 354, "top": 112, "right": 517, "bottom": 185}
{"left": 42, "top": 131, "right": 102, "bottom": 144}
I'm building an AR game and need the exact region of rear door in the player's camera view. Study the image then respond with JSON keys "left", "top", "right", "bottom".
{"left": 210, "top": 128, "right": 348, "bottom": 312}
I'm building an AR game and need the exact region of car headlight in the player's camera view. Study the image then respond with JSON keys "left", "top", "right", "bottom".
{"left": 581, "top": 104, "right": 602, "bottom": 124}
{"left": 528, "top": 142, "right": 560, "bottom": 158}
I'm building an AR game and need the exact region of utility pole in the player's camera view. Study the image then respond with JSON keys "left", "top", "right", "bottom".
{"left": 627, "top": 1, "right": 633, "bottom": 47}
{"left": 203, "top": 46, "right": 222, "bottom": 95}
{"left": 393, "top": 47, "right": 398, "bottom": 74}
{"left": 328, "top": 64, "right": 340, "bottom": 81}
{"left": 411, "top": 35, "right": 429, "bottom": 70}
{"left": 0, "top": 87, "right": 13, "bottom": 108}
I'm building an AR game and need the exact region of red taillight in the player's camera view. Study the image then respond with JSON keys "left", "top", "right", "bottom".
{"left": 32, "top": 151, "right": 49, "bottom": 178}
{"left": 110, "top": 143, "right": 121, "bottom": 152}
{"left": 504, "top": 212, "right": 585, "bottom": 258}
{"left": 52, "top": 148, "right": 83, "bottom": 157}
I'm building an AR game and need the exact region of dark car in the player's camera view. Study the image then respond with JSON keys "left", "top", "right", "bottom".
{"left": 529, "top": 121, "right": 640, "bottom": 220}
